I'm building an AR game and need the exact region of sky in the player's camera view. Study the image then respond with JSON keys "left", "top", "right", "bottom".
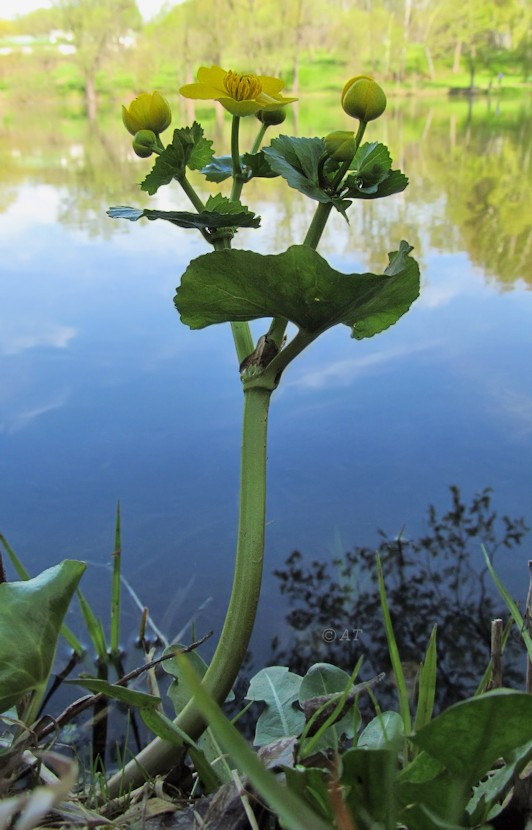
{"left": 0, "top": 0, "right": 179, "bottom": 21}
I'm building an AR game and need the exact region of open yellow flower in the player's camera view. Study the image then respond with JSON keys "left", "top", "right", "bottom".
{"left": 179, "top": 65, "right": 298, "bottom": 117}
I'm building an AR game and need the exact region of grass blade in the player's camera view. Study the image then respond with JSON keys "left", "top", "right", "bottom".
{"left": 414, "top": 624, "right": 437, "bottom": 733}
{"left": 77, "top": 590, "right": 108, "bottom": 662}
{"left": 376, "top": 553, "right": 412, "bottom": 736}
{"left": 110, "top": 502, "right": 121, "bottom": 658}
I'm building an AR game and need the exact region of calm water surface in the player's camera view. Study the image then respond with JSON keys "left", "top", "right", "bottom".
{"left": 1, "top": 93, "right": 531, "bottom": 666}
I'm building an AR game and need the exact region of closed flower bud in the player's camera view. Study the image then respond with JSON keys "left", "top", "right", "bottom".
{"left": 324, "top": 130, "right": 356, "bottom": 161}
{"left": 256, "top": 108, "right": 287, "bottom": 126}
{"left": 122, "top": 91, "right": 172, "bottom": 136}
{"left": 132, "top": 129, "right": 157, "bottom": 158}
{"left": 341, "top": 75, "right": 387, "bottom": 123}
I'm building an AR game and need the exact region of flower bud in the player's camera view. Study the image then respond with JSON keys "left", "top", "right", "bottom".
{"left": 341, "top": 75, "right": 386, "bottom": 123}
{"left": 132, "top": 129, "right": 157, "bottom": 158}
{"left": 324, "top": 130, "right": 356, "bottom": 162}
{"left": 122, "top": 91, "right": 172, "bottom": 136}
{"left": 255, "top": 108, "right": 287, "bottom": 126}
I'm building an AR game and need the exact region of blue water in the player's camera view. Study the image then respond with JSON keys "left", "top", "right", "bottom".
{"left": 1, "top": 99, "right": 531, "bottom": 665}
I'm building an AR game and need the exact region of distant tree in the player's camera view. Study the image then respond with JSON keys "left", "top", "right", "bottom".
{"left": 53, "top": 0, "right": 142, "bottom": 121}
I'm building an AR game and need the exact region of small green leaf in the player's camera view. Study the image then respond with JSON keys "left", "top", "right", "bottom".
{"left": 66, "top": 677, "right": 161, "bottom": 708}
{"left": 352, "top": 141, "right": 392, "bottom": 186}
{"left": 246, "top": 666, "right": 305, "bottom": 745}
{"left": 109, "top": 205, "right": 260, "bottom": 231}
{"left": 204, "top": 193, "right": 257, "bottom": 221}
{"left": 107, "top": 206, "right": 144, "bottom": 221}
{"left": 358, "top": 711, "right": 404, "bottom": 750}
{"left": 202, "top": 155, "right": 234, "bottom": 182}
{"left": 242, "top": 150, "right": 277, "bottom": 179}
{"left": 175, "top": 242, "right": 419, "bottom": 339}
{"left": 140, "top": 144, "right": 185, "bottom": 195}
{"left": 263, "top": 135, "right": 330, "bottom": 203}
{"left": 345, "top": 168, "right": 409, "bottom": 200}
{"left": 139, "top": 122, "right": 214, "bottom": 194}
{"left": 0, "top": 561, "right": 86, "bottom": 714}
{"left": 173, "top": 121, "right": 214, "bottom": 171}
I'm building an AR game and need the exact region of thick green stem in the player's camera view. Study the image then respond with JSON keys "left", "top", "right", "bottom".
{"left": 107, "top": 385, "right": 272, "bottom": 795}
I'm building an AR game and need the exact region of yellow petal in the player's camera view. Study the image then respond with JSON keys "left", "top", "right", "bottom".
{"left": 218, "top": 97, "right": 262, "bottom": 117}
{"left": 179, "top": 81, "right": 226, "bottom": 100}
{"left": 258, "top": 76, "right": 285, "bottom": 95}
{"left": 196, "top": 65, "right": 228, "bottom": 92}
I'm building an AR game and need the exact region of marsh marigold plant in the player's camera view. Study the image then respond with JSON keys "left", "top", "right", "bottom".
{"left": 108, "top": 67, "right": 419, "bottom": 794}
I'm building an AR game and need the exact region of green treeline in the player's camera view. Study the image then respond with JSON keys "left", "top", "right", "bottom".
{"left": 0, "top": 0, "right": 530, "bottom": 117}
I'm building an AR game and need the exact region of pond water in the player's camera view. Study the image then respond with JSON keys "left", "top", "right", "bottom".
{"left": 1, "top": 92, "right": 531, "bottom": 676}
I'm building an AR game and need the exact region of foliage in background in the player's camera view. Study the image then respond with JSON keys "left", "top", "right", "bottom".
{"left": 0, "top": 0, "right": 530, "bottom": 113}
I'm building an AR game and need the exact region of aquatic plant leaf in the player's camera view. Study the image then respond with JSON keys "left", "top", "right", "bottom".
{"left": 298, "top": 662, "right": 356, "bottom": 747}
{"left": 246, "top": 666, "right": 305, "bottom": 745}
{"left": 175, "top": 242, "right": 419, "bottom": 339}
{"left": 0, "top": 561, "right": 86, "bottom": 714}
{"left": 411, "top": 689, "right": 532, "bottom": 782}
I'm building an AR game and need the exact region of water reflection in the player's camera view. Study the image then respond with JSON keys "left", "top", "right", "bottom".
{"left": 271, "top": 486, "right": 529, "bottom": 710}
{"left": 0, "top": 94, "right": 530, "bottom": 285}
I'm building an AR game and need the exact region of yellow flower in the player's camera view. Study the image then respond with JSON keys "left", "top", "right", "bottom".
{"left": 122, "top": 91, "right": 172, "bottom": 136}
{"left": 179, "top": 65, "right": 298, "bottom": 117}
{"left": 341, "top": 75, "right": 387, "bottom": 123}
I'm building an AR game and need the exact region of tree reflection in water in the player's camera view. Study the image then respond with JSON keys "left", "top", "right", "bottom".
{"left": 272, "top": 486, "right": 529, "bottom": 711}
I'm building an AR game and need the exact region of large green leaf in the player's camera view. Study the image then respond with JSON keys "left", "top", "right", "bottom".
{"left": 0, "top": 560, "right": 86, "bottom": 713}
{"left": 411, "top": 690, "right": 532, "bottom": 782}
{"left": 246, "top": 666, "right": 305, "bottom": 745}
{"left": 175, "top": 241, "right": 419, "bottom": 339}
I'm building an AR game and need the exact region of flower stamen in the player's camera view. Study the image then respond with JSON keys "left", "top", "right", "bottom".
{"left": 224, "top": 71, "right": 263, "bottom": 102}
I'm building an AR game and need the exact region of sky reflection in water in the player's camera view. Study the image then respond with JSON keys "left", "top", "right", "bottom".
{"left": 0, "top": 96, "right": 531, "bottom": 663}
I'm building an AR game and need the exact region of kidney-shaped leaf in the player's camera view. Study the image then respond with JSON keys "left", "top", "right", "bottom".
{"left": 175, "top": 242, "right": 419, "bottom": 339}
{"left": 0, "top": 560, "right": 86, "bottom": 713}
